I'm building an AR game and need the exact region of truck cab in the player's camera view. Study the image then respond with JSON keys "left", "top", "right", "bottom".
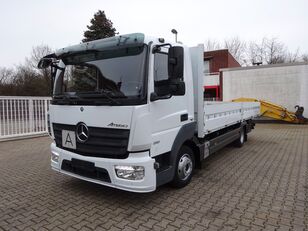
{"left": 39, "top": 33, "right": 259, "bottom": 192}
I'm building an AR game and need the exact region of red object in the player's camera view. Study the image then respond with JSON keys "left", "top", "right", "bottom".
{"left": 204, "top": 85, "right": 220, "bottom": 101}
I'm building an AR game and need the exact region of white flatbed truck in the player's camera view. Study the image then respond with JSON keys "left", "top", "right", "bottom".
{"left": 38, "top": 33, "right": 260, "bottom": 192}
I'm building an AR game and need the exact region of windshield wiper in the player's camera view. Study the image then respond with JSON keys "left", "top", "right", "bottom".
{"left": 76, "top": 90, "right": 121, "bottom": 105}
{"left": 95, "top": 90, "right": 121, "bottom": 105}
{"left": 52, "top": 94, "right": 85, "bottom": 105}
{"left": 53, "top": 94, "right": 81, "bottom": 100}
{"left": 54, "top": 91, "right": 122, "bottom": 105}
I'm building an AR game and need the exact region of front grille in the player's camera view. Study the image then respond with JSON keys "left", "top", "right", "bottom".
{"left": 61, "top": 159, "right": 111, "bottom": 183}
{"left": 53, "top": 123, "right": 129, "bottom": 159}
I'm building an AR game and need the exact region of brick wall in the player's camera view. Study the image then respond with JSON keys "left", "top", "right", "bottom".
{"left": 204, "top": 49, "right": 241, "bottom": 73}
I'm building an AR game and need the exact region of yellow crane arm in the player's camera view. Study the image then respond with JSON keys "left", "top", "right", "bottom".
{"left": 232, "top": 98, "right": 306, "bottom": 124}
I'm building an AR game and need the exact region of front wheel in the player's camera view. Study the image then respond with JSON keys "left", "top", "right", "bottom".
{"left": 171, "top": 146, "right": 195, "bottom": 188}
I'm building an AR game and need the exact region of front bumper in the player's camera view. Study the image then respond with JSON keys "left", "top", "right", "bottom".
{"left": 50, "top": 143, "right": 156, "bottom": 193}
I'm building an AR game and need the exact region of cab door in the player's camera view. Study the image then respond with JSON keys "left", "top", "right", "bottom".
{"left": 149, "top": 46, "right": 190, "bottom": 156}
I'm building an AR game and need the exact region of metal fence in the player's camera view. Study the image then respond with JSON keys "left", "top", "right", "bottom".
{"left": 0, "top": 96, "right": 51, "bottom": 141}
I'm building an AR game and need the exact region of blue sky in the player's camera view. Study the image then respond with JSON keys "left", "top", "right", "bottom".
{"left": 0, "top": 0, "right": 307, "bottom": 67}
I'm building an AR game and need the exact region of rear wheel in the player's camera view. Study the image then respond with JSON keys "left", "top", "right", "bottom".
{"left": 234, "top": 128, "right": 245, "bottom": 147}
{"left": 171, "top": 146, "right": 195, "bottom": 188}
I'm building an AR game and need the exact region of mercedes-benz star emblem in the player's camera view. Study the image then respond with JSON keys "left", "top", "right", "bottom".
{"left": 76, "top": 123, "right": 89, "bottom": 143}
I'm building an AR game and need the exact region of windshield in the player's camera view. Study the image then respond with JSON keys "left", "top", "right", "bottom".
{"left": 53, "top": 45, "right": 147, "bottom": 105}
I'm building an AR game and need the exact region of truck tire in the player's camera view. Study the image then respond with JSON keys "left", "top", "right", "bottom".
{"left": 234, "top": 128, "right": 245, "bottom": 148}
{"left": 171, "top": 146, "right": 195, "bottom": 188}
{"left": 244, "top": 127, "right": 248, "bottom": 142}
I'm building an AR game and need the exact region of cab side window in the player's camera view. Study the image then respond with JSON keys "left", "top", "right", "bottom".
{"left": 154, "top": 52, "right": 169, "bottom": 96}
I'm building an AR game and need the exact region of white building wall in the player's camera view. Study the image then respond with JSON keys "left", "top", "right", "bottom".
{"left": 222, "top": 63, "right": 308, "bottom": 117}
{"left": 204, "top": 74, "right": 219, "bottom": 86}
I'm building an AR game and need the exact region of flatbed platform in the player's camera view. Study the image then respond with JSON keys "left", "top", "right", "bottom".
{"left": 203, "top": 101, "right": 260, "bottom": 135}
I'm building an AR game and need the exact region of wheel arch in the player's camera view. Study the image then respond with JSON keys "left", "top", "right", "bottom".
{"left": 182, "top": 139, "right": 202, "bottom": 169}
{"left": 156, "top": 122, "right": 197, "bottom": 186}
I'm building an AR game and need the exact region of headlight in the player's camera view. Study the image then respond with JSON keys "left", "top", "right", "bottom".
{"left": 115, "top": 165, "right": 145, "bottom": 180}
{"left": 51, "top": 151, "right": 59, "bottom": 163}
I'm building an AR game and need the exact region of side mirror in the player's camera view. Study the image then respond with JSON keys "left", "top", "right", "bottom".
{"left": 37, "top": 58, "right": 53, "bottom": 69}
{"left": 150, "top": 92, "right": 172, "bottom": 102}
{"left": 168, "top": 46, "right": 184, "bottom": 79}
{"left": 169, "top": 80, "right": 185, "bottom": 96}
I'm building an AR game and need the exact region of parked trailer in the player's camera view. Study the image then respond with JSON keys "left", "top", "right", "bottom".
{"left": 38, "top": 33, "right": 260, "bottom": 192}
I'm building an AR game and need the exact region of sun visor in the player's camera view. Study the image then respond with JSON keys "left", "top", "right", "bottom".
{"left": 55, "top": 33, "right": 145, "bottom": 57}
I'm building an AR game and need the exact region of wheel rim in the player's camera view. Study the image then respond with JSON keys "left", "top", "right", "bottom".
{"left": 178, "top": 154, "right": 193, "bottom": 181}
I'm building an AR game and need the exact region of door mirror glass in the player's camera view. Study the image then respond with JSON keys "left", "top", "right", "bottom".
{"left": 168, "top": 46, "right": 184, "bottom": 79}
{"left": 169, "top": 79, "right": 185, "bottom": 96}
{"left": 37, "top": 58, "right": 54, "bottom": 69}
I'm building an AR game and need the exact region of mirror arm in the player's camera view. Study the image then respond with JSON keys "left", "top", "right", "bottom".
{"left": 152, "top": 43, "right": 172, "bottom": 53}
{"left": 51, "top": 64, "right": 65, "bottom": 71}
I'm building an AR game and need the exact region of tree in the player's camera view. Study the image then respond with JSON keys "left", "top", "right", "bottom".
{"left": 0, "top": 45, "right": 53, "bottom": 96}
{"left": 204, "top": 36, "right": 302, "bottom": 66}
{"left": 0, "top": 67, "right": 15, "bottom": 95}
{"left": 82, "top": 10, "right": 117, "bottom": 42}
{"left": 0, "top": 67, "right": 14, "bottom": 85}
{"left": 204, "top": 39, "right": 221, "bottom": 51}
{"left": 263, "top": 38, "right": 286, "bottom": 64}
{"left": 246, "top": 37, "right": 287, "bottom": 65}
{"left": 286, "top": 48, "right": 300, "bottom": 63}
{"left": 302, "top": 54, "right": 308, "bottom": 62}
{"left": 12, "top": 65, "right": 42, "bottom": 96}
{"left": 247, "top": 39, "right": 266, "bottom": 65}
{"left": 26, "top": 45, "right": 52, "bottom": 70}
{"left": 25, "top": 45, "right": 53, "bottom": 94}
{"left": 224, "top": 37, "right": 246, "bottom": 65}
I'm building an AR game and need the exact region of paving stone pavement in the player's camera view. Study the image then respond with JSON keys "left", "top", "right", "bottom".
{"left": 0, "top": 124, "right": 307, "bottom": 231}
